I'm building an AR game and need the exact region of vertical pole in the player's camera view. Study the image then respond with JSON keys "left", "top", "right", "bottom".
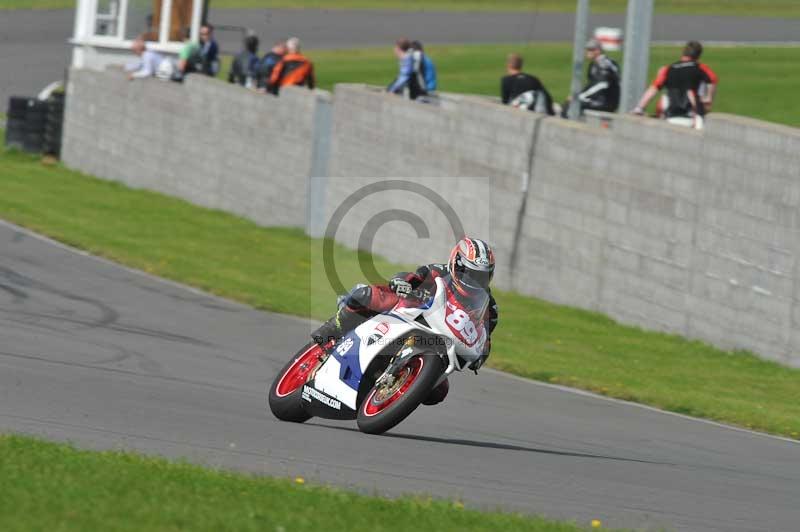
{"left": 620, "top": 0, "right": 654, "bottom": 112}
{"left": 159, "top": 0, "right": 172, "bottom": 44}
{"left": 567, "top": 0, "right": 590, "bottom": 120}
{"left": 118, "top": 0, "right": 129, "bottom": 40}
{"left": 190, "top": 0, "right": 203, "bottom": 41}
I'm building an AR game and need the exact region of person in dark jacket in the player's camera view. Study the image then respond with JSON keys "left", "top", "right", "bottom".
{"left": 562, "top": 39, "right": 620, "bottom": 117}
{"left": 228, "top": 34, "right": 260, "bottom": 88}
{"left": 633, "top": 40, "right": 718, "bottom": 118}
{"left": 257, "top": 40, "right": 287, "bottom": 92}
{"left": 198, "top": 24, "right": 220, "bottom": 76}
{"left": 501, "top": 53, "right": 555, "bottom": 115}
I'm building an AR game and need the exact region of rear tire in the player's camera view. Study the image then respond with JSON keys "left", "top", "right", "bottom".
{"left": 267, "top": 342, "right": 323, "bottom": 423}
{"left": 357, "top": 354, "right": 444, "bottom": 435}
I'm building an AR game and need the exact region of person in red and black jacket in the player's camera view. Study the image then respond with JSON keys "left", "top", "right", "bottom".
{"left": 311, "top": 238, "right": 499, "bottom": 406}
{"left": 633, "top": 40, "right": 718, "bottom": 119}
{"left": 267, "top": 37, "right": 315, "bottom": 95}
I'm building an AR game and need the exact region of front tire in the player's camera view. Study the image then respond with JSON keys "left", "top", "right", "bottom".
{"left": 357, "top": 354, "right": 444, "bottom": 435}
{"left": 268, "top": 342, "right": 323, "bottom": 423}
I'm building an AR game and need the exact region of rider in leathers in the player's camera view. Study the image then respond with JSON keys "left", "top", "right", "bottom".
{"left": 311, "top": 237, "right": 499, "bottom": 405}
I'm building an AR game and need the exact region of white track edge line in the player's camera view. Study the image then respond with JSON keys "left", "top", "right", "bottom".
{"left": 483, "top": 368, "right": 799, "bottom": 445}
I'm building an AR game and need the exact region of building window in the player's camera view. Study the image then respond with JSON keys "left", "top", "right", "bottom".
{"left": 94, "top": 0, "right": 121, "bottom": 37}
{"left": 125, "top": 0, "right": 158, "bottom": 41}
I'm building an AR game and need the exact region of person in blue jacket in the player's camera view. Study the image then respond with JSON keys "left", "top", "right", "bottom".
{"left": 411, "top": 40, "right": 438, "bottom": 93}
{"left": 387, "top": 38, "right": 425, "bottom": 100}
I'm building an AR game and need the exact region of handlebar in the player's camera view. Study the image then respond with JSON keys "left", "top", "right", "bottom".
{"left": 406, "top": 287, "right": 431, "bottom": 302}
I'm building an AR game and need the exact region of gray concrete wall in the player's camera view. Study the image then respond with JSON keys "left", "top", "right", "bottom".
{"left": 61, "top": 71, "right": 800, "bottom": 366}
{"left": 63, "top": 68, "right": 328, "bottom": 228}
{"left": 325, "top": 85, "right": 800, "bottom": 367}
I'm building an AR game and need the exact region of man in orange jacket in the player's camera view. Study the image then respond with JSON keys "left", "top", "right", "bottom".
{"left": 267, "top": 37, "right": 315, "bottom": 94}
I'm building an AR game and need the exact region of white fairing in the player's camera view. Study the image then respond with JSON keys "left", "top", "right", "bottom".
{"left": 311, "top": 277, "right": 487, "bottom": 409}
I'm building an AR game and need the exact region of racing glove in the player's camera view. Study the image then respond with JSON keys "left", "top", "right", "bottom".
{"left": 469, "top": 338, "right": 491, "bottom": 373}
{"left": 389, "top": 278, "right": 413, "bottom": 298}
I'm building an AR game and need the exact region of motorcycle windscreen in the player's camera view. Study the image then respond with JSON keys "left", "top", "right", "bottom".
{"left": 443, "top": 274, "right": 489, "bottom": 321}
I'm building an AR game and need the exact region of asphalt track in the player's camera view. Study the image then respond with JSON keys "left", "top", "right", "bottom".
{"left": 1, "top": 220, "right": 799, "bottom": 531}
{"left": 2, "top": 8, "right": 799, "bottom": 106}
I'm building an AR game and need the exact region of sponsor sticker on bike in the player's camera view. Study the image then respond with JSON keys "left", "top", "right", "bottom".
{"left": 302, "top": 385, "right": 342, "bottom": 410}
{"left": 336, "top": 337, "right": 354, "bottom": 355}
{"left": 375, "top": 322, "right": 390, "bottom": 335}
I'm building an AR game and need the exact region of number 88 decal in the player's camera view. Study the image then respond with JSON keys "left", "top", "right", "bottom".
{"left": 446, "top": 309, "right": 478, "bottom": 345}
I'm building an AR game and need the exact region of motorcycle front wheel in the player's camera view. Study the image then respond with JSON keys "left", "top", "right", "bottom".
{"left": 268, "top": 342, "right": 324, "bottom": 423}
{"left": 357, "top": 354, "right": 444, "bottom": 435}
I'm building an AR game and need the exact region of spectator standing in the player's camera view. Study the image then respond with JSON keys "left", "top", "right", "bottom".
{"left": 229, "top": 34, "right": 260, "bottom": 88}
{"left": 501, "top": 53, "right": 555, "bottom": 115}
{"left": 268, "top": 37, "right": 315, "bottom": 94}
{"left": 198, "top": 23, "right": 220, "bottom": 76}
{"left": 258, "top": 40, "right": 287, "bottom": 92}
{"left": 125, "top": 37, "right": 166, "bottom": 80}
{"left": 562, "top": 39, "right": 620, "bottom": 117}
{"left": 411, "top": 40, "right": 438, "bottom": 93}
{"left": 633, "top": 40, "right": 718, "bottom": 122}
{"left": 387, "top": 38, "right": 425, "bottom": 100}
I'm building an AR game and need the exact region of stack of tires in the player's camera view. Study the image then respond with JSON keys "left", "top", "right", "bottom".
{"left": 43, "top": 93, "right": 65, "bottom": 157}
{"left": 4, "top": 96, "right": 30, "bottom": 150}
{"left": 4, "top": 94, "right": 65, "bottom": 157}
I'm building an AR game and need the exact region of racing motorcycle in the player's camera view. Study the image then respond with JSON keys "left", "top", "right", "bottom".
{"left": 268, "top": 274, "right": 488, "bottom": 434}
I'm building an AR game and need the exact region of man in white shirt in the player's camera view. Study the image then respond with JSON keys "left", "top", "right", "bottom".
{"left": 125, "top": 38, "right": 166, "bottom": 80}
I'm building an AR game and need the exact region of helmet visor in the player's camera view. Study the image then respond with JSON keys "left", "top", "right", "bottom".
{"left": 460, "top": 267, "right": 493, "bottom": 290}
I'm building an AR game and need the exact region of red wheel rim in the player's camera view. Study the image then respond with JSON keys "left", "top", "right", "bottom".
{"left": 362, "top": 356, "right": 424, "bottom": 417}
{"left": 275, "top": 344, "right": 323, "bottom": 397}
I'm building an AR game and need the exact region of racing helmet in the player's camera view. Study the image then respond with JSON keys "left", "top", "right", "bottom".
{"left": 448, "top": 237, "right": 495, "bottom": 294}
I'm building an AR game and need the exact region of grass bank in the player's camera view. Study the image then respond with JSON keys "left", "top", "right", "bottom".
{"left": 0, "top": 434, "right": 613, "bottom": 532}
{"left": 3, "top": 0, "right": 799, "bottom": 17}
{"left": 305, "top": 43, "right": 800, "bottom": 127}
{"left": 1, "top": 148, "right": 800, "bottom": 440}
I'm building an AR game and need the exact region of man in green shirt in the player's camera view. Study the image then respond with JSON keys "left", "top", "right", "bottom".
{"left": 176, "top": 29, "right": 200, "bottom": 79}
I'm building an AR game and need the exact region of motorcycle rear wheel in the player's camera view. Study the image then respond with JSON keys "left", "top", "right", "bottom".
{"left": 357, "top": 354, "right": 444, "bottom": 435}
{"left": 268, "top": 342, "right": 324, "bottom": 423}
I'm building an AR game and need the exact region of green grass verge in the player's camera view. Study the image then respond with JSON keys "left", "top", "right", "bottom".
{"left": 217, "top": 42, "right": 800, "bottom": 126}
{"left": 3, "top": 0, "right": 799, "bottom": 17}
{"left": 304, "top": 43, "right": 800, "bottom": 127}
{"left": 2, "top": 149, "right": 800, "bottom": 441}
{"left": 0, "top": 434, "right": 613, "bottom": 532}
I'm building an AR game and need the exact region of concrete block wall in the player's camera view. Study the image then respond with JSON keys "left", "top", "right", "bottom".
{"left": 326, "top": 86, "right": 800, "bottom": 366}
{"left": 63, "top": 68, "right": 327, "bottom": 228}
{"left": 326, "top": 85, "right": 539, "bottom": 288}
{"left": 514, "top": 112, "right": 800, "bottom": 365}
{"left": 61, "top": 72, "right": 800, "bottom": 366}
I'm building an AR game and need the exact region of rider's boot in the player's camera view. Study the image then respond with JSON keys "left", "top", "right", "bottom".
{"left": 311, "top": 307, "right": 363, "bottom": 348}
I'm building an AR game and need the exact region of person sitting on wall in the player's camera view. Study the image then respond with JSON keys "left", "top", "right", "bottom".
{"left": 173, "top": 27, "right": 200, "bottom": 81}
{"left": 501, "top": 53, "right": 555, "bottom": 115}
{"left": 632, "top": 40, "right": 718, "bottom": 129}
{"left": 198, "top": 23, "right": 220, "bottom": 76}
{"left": 229, "top": 34, "right": 260, "bottom": 88}
{"left": 411, "top": 40, "right": 438, "bottom": 94}
{"left": 387, "top": 38, "right": 426, "bottom": 100}
{"left": 268, "top": 37, "right": 315, "bottom": 94}
{"left": 561, "top": 38, "right": 620, "bottom": 118}
{"left": 258, "top": 40, "right": 287, "bottom": 93}
{"left": 125, "top": 37, "right": 169, "bottom": 80}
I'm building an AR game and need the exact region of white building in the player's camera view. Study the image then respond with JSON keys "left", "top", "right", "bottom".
{"left": 71, "top": 0, "right": 205, "bottom": 69}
